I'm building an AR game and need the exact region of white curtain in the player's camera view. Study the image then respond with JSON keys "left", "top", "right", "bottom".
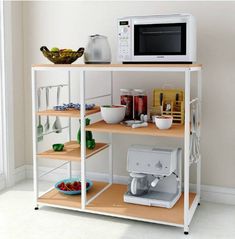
{"left": 0, "top": 0, "right": 4, "bottom": 175}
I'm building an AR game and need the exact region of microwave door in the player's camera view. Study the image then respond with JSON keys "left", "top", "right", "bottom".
{"left": 133, "top": 23, "right": 186, "bottom": 61}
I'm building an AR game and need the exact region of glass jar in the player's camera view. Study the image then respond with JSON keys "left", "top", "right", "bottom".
{"left": 128, "top": 173, "right": 149, "bottom": 196}
{"left": 133, "top": 89, "right": 147, "bottom": 120}
{"left": 120, "top": 89, "right": 133, "bottom": 120}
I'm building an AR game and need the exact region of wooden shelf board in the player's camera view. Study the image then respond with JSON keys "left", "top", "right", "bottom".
{"left": 38, "top": 181, "right": 108, "bottom": 208}
{"left": 33, "top": 63, "right": 202, "bottom": 68}
{"left": 86, "top": 121, "right": 184, "bottom": 138}
{"left": 36, "top": 106, "right": 100, "bottom": 118}
{"left": 86, "top": 184, "right": 196, "bottom": 225}
{"left": 38, "top": 183, "right": 196, "bottom": 224}
{"left": 37, "top": 141, "right": 108, "bottom": 161}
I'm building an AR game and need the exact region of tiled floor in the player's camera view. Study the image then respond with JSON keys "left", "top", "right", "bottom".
{"left": 0, "top": 180, "right": 235, "bottom": 239}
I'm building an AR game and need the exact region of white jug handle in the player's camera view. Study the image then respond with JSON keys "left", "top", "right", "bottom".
{"left": 131, "top": 177, "right": 137, "bottom": 195}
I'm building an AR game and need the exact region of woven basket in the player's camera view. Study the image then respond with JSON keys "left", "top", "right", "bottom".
{"left": 40, "top": 46, "right": 84, "bottom": 64}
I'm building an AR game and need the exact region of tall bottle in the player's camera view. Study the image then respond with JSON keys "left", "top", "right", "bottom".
{"left": 120, "top": 89, "right": 133, "bottom": 120}
{"left": 133, "top": 89, "right": 147, "bottom": 120}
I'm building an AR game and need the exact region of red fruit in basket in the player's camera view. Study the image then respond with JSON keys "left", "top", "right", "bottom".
{"left": 57, "top": 180, "right": 91, "bottom": 192}
{"left": 73, "top": 181, "right": 78, "bottom": 187}
{"left": 66, "top": 183, "right": 72, "bottom": 190}
{"left": 59, "top": 182, "right": 65, "bottom": 189}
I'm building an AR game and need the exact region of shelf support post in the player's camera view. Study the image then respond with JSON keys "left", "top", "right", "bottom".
{"left": 67, "top": 70, "right": 72, "bottom": 179}
{"left": 80, "top": 70, "right": 86, "bottom": 210}
{"left": 108, "top": 135, "right": 113, "bottom": 184}
{"left": 197, "top": 69, "right": 202, "bottom": 201}
{"left": 108, "top": 72, "right": 113, "bottom": 184}
{"left": 32, "top": 68, "right": 39, "bottom": 209}
{"left": 110, "top": 71, "right": 113, "bottom": 105}
{"left": 184, "top": 68, "right": 191, "bottom": 233}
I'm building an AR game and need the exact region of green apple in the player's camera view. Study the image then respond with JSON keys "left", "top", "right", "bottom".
{"left": 51, "top": 47, "right": 59, "bottom": 52}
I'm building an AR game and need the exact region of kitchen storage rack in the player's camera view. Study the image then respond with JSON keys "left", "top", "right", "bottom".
{"left": 32, "top": 63, "right": 202, "bottom": 234}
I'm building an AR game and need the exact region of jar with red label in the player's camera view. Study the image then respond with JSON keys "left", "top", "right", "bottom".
{"left": 133, "top": 89, "right": 147, "bottom": 120}
{"left": 120, "top": 89, "right": 133, "bottom": 120}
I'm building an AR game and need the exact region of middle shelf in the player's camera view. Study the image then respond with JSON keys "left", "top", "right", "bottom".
{"left": 37, "top": 141, "right": 109, "bottom": 161}
{"left": 86, "top": 120, "right": 184, "bottom": 138}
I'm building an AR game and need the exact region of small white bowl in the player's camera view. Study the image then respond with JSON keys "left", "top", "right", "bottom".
{"left": 101, "top": 105, "right": 126, "bottom": 124}
{"left": 155, "top": 116, "right": 173, "bottom": 130}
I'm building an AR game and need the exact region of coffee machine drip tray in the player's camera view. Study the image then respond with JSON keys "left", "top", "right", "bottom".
{"left": 124, "top": 190, "right": 181, "bottom": 209}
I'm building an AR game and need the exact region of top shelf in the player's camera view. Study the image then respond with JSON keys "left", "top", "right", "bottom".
{"left": 32, "top": 63, "right": 202, "bottom": 72}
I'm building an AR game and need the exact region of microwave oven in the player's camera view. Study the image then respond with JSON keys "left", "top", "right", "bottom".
{"left": 117, "top": 14, "right": 196, "bottom": 63}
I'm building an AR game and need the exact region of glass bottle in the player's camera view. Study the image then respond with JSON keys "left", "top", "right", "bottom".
{"left": 133, "top": 89, "right": 147, "bottom": 120}
{"left": 120, "top": 89, "right": 133, "bottom": 120}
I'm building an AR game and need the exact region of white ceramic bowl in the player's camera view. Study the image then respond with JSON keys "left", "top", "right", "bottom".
{"left": 155, "top": 116, "right": 173, "bottom": 130}
{"left": 101, "top": 105, "right": 126, "bottom": 124}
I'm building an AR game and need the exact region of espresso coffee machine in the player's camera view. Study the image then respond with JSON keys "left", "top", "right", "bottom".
{"left": 124, "top": 145, "right": 182, "bottom": 208}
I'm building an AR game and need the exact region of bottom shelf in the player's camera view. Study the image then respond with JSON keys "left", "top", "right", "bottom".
{"left": 38, "top": 183, "right": 196, "bottom": 225}
{"left": 86, "top": 184, "right": 196, "bottom": 225}
{"left": 38, "top": 181, "right": 108, "bottom": 208}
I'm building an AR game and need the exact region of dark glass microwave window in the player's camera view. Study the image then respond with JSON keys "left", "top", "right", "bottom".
{"left": 134, "top": 23, "right": 186, "bottom": 55}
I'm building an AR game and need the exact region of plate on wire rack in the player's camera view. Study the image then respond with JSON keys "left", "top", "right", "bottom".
{"left": 55, "top": 178, "right": 93, "bottom": 195}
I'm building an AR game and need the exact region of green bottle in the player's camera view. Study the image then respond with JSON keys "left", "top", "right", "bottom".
{"left": 77, "top": 118, "right": 95, "bottom": 149}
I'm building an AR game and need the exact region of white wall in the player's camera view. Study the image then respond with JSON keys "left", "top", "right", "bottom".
{"left": 11, "top": 2, "right": 25, "bottom": 168}
{"left": 22, "top": 1, "right": 235, "bottom": 188}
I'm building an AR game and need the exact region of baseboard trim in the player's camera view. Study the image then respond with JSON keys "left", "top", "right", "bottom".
{"left": 0, "top": 174, "right": 5, "bottom": 191}
{"left": 14, "top": 164, "right": 235, "bottom": 205}
{"left": 14, "top": 165, "right": 26, "bottom": 183}
{"left": 200, "top": 184, "right": 235, "bottom": 205}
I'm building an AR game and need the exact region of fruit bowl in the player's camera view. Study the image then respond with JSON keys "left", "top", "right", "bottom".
{"left": 40, "top": 46, "right": 84, "bottom": 64}
{"left": 55, "top": 178, "right": 93, "bottom": 195}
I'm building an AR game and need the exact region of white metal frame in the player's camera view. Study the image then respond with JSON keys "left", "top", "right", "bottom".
{"left": 32, "top": 64, "right": 202, "bottom": 234}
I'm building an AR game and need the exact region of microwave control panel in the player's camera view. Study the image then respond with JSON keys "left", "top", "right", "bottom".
{"left": 118, "top": 20, "right": 131, "bottom": 61}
